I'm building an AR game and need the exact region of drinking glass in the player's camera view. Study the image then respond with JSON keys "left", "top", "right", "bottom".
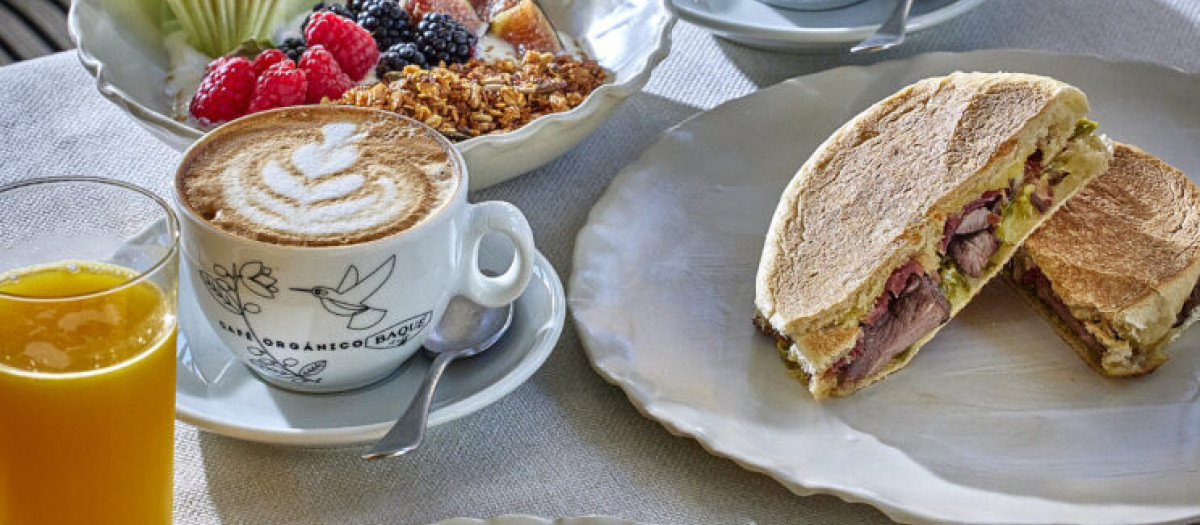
{"left": 0, "top": 177, "right": 179, "bottom": 525}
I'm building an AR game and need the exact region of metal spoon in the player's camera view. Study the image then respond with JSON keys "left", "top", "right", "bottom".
{"left": 850, "top": 0, "right": 914, "bottom": 53}
{"left": 362, "top": 297, "right": 514, "bottom": 460}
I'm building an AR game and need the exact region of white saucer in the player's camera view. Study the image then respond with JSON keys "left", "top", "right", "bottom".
{"left": 176, "top": 247, "right": 565, "bottom": 447}
{"left": 673, "top": 0, "right": 986, "bottom": 52}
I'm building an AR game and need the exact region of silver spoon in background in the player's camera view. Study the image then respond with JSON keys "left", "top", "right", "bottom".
{"left": 362, "top": 297, "right": 514, "bottom": 460}
{"left": 850, "top": 0, "right": 915, "bottom": 53}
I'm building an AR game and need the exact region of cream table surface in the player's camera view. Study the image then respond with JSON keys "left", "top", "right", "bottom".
{"left": 1, "top": 1, "right": 1198, "bottom": 523}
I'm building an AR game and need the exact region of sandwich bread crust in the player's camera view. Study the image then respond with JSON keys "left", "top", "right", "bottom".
{"left": 1016, "top": 143, "right": 1200, "bottom": 376}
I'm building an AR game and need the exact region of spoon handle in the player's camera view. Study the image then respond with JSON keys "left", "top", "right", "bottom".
{"left": 849, "top": 0, "right": 914, "bottom": 53}
{"left": 362, "top": 350, "right": 461, "bottom": 460}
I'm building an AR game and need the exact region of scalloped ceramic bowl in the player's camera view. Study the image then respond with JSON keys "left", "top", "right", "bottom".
{"left": 67, "top": 0, "right": 674, "bottom": 190}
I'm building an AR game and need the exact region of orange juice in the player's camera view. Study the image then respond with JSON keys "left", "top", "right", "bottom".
{"left": 0, "top": 261, "right": 176, "bottom": 525}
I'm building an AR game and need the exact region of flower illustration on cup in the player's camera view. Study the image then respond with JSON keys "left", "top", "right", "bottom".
{"left": 198, "top": 261, "right": 327, "bottom": 383}
{"left": 240, "top": 262, "right": 279, "bottom": 299}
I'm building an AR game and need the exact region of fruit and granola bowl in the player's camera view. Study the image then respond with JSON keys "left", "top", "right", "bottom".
{"left": 68, "top": 0, "right": 673, "bottom": 188}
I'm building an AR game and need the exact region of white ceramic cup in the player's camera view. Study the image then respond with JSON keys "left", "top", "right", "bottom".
{"left": 173, "top": 108, "right": 536, "bottom": 393}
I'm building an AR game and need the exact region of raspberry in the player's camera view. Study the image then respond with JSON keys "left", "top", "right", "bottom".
{"left": 252, "top": 49, "right": 291, "bottom": 76}
{"left": 247, "top": 61, "right": 308, "bottom": 113}
{"left": 304, "top": 11, "right": 380, "bottom": 81}
{"left": 190, "top": 56, "right": 256, "bottom": 128}
{"left": 203, "top": 56, "right": 232, "bottom": 76}
{"left": 302, "top": 2, "right": 355, "bottom": 32}
{"left": 298, "top": 45, "right": 356, "bottom": 104}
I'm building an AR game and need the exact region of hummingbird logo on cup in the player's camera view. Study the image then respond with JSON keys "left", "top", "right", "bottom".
{"left": 290, "top": 255, "right": 396, "bottom": 330}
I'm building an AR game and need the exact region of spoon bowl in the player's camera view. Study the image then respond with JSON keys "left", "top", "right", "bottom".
{"left": 423, "top": 297, "right": 513, "bottom": 356}
{"left": 362, "top": 298, "right": 514, "bottom": 460}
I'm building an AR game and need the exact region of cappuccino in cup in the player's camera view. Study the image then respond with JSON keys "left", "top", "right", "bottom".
{"left": 178, "top": 109, "right": 456, "bottom": 246}
{"left": 175, "top": 106, "right": 536, "bottom": 393}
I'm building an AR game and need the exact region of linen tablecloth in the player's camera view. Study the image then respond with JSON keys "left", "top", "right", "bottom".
{"left": 1, "top": 1, "right": 1198, "bottom": 523}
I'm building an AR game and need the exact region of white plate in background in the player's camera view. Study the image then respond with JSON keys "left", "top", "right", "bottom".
{"left": 674, "top": 0, "right": 986, "bottom": 52}
{"left": 570, "top": 50, "right": 1200, "bottom": 524}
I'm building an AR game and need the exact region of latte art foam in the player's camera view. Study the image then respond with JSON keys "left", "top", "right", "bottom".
{"left": 228, "top": 123, "right": 398, "bottom": 236}
{"left": 179, "top": 108, "right": 457, "bottom": 246}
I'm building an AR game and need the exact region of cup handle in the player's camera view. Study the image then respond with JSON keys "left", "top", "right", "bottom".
{"left": 458, "top": 201, "right": 536, "bottom": 307}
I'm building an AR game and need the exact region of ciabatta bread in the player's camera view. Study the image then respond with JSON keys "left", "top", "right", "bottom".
{"left": 1010, "top": 143, "right": 1200, "bottom": 376}
{"left": 755, "top": 72, "right": 1112, "bottom": 398}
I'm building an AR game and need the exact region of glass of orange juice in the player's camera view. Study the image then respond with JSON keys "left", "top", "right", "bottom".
{"left": 0, "top": 177, "right": 179, "bottom": 525}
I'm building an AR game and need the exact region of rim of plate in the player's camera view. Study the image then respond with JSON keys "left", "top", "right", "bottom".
{"left": 570, "top": 49, "right": 1200, "bottom": 525}
{"left": 66, "top": 0, "right": 676, "bottom": 158}
{"left": 176, "top": 251, "right": 565, "bottom": 447}
{"left": 672, "top": 0, "right": 987, "bottom": 43}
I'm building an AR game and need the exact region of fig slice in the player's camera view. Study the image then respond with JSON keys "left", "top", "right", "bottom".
{"left": 470, "top": 0, "right": 497, "bottom": 17}
{"left": 489, "top": 0, "right": 563, "bottom": 54}
{"left": 477, "top": 0, "right": 519, "bottom": 21}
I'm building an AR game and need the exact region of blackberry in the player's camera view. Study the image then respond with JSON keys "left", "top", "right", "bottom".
{"left": 413, "top": 12, "right": 476, "bottom": 66}
{"left": 302, "top": 2, "right": 354, "bottom": 32}
{"left": 355, "top": 0, "right": 414, "bottom": 51}
{"left": 376, "top": 42, "right": 427, "bottom": 77}
{"left": 277, "top": 37, "right": 307, "bottom": 63}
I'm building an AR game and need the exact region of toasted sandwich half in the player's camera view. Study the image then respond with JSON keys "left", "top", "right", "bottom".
{"left": 1008, "top": 144, "right": 1200, "bottom": 377}
{"left": 754, "top": 72, "right": 1113, "bottom": 399}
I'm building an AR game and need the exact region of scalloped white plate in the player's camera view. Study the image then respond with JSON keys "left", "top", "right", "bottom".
{"left": 66, "top": 0, "right": 674, "bottom": 190}
{"left": 177, "top": 246, "right": 565, "bottom": 447}
{"left": 673, "top": 0, "right": 986, "bottom": 52}
{"left": 570, "top": 50, "right": 1200, "bottom": 525}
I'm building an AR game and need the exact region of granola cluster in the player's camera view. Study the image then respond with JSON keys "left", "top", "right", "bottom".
{"left": 334, "top": 51, "right": 606, "bottom": 140}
